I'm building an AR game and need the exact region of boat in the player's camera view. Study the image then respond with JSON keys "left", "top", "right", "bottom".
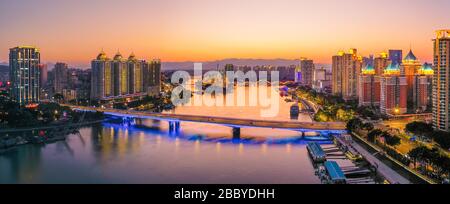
{"left": 324, "top": 161, "right": 347, "bottom": 184}
{"left": 306, "top": 142, "right": 327, "bottom": 163}
{"left": 290, "top": 104, "right": 300, "bottom": 118}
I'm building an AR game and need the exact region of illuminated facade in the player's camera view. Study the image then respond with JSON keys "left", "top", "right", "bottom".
{"left": 413, "top": 63, "right": 433, "bottom": 112}
{"left": 9, "top": 46, "right": 41, "bottom": 104}
{"left": 401, "top": 50, "right": 422, "bottom": 112}
{"left": 112, "top": 52, "right": 128, "bottom": 96}
{"left": 91, "top": 51, "right": 161, "bottom": 100}
{"left": 147, "top": 59, "right": 161, "bottom": 94}
{"left": 374, "top": 52, "right": 389, "bottom": 76}
{"left": 54, "top": 62, "right": 68, "bottom": 94}
{"left": 299, "top": 58, "right": 314, "bottom": 87}
{"left": 432, "top": 30, "right": 450, "bottom": 131}
{"left": 389, "top": 49, "right": 403, "bottom": 66}
{"left": 332, "top": 48, "right": 362, "bottom": 100}
{"left": 359, "top": 65, "right": 380, "bottom": 107}
{"left": 380, "top": 63, "right": 407, "bottom": 115}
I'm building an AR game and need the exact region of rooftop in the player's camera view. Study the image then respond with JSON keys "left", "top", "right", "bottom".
{"left": 404, "top": 50, "right": 417, "bottom": 61}
{"left": 362, "top": 65, "right": 375, "bottom": 75}
{"left": 383, "top": 63, "right": 401, "bottom": 75}
{"left": 324, "top": 161, "right": 346, "bottom": 182}
{"left": 417, "top": 63, "right": 434, "bottom": 75}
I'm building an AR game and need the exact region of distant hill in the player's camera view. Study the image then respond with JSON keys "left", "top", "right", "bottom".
{"left": 0, "top": 65, "right": 8, "bottom": 71}
{"left": 0, "top": 65, "right": 9, "bottom": 82}
{"left": 162, "top": 59, "right": 331, "bottom": 71}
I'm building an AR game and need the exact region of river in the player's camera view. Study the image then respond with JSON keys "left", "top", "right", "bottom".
{"left": 0, "top": 85, "right": 323, "bottom": 184}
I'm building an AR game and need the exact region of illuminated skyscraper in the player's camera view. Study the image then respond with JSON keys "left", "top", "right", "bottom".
{"left": 359, "top": 65, "right": 380, "bottom": 107}
{"left": 374, "top": 52, "right": 389, "bottom": 76}
{"left": 91, "top": 51, "right": 160, "bottom": 100}
{"left": 332, "top": 49, "right": 363, "bottom": 100}
{"left": 432, "top": 30, "right": 450, "bottom": 131}
{"left": 401, "top": 49, "right": 422, "bottom": 111}
{"left": 9, "top": 46, "right": 41, "bottom": 104}
{"left": 112, "top": 51, "right": 128, "bottom": 96}
{"left": 91, "top": 50, "right": 111, "bottom": 99}
{"left": 39, "top": 64, "right": 47, "bottom": 88}
{"left": 148, "top": 59, "right": 161, "bottom": 95}
{"left": 299, "top": 58, "right": 314, "bottom": 87}
{"left": 389, "top": 49, "right": 403, "bottom": 66}
{"left": 414, "top": 63, "right": 433, "bottom": 112}
{"left": 54, "top": 62, "right": 68, "bottom": 94}
{"left": 380, "top": 63, "right": 407, "bottom": 115}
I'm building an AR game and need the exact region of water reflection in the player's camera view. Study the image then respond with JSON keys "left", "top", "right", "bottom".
{"left": 165, "top": 84, "right": 313, "bottom": 122}
{"left": 0, "top": 145, "right": 42, "bottom": 183}
{"left": 0, "top": 119, "right": 323, "bottom": 184}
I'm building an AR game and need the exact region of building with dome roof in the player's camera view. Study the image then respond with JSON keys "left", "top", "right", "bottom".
{"left": 111, "top": 51, "right": 129, "bottom": 96}
{"left": 91, "top": 50, "right": 161, "bottom": 100}
{"left": 401, "top": 49, "right": 422, "bottom": 112}
{"left": 374, "top": 52, "right": 390, "bottom": 76}
{"left": 413, "top": 63, "right": 434, "bottom": 112}
{"left": 359, "top": 65, "right": 380, "bottom": 107}
{"left": 380, "top": 62, "right": 407, "bottom": 115}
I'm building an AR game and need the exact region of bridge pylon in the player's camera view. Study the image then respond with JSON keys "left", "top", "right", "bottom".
{"left": 232, "top": 127, "right": 241, "bottom": 140}
{"left": 168, "top": 121, "right": 181, "bottom": 135}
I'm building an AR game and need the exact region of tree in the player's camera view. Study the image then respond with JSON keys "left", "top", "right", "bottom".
{"left": 37, "top": 102, "right": 74, "bottom": 123}
{"left": 314, "top": 110, "right": 330, "bottom": 122}
{"left": 367, "top": 129, "right": 383, "bottom": 143}
{"left": 53, "top": 93, "right": 64, "bottom": 102}
{"left": 382, "top": 132, "right": 401, "bottom": 147}
{"left": 336, "top": 108, "right": 355, "bottom": 122}
{"left": 408, "top": 146, "right": 428, "bottom": 168}
{"left": 0, "top": 97, "right": 19, "bottom": 123}
{"left": 434, "top": 155, "right": 450, "bottom": 176}
{"left": 362, "top": 122, "right": 374, "bottom": 132}
{"left": 346, "top": 118, "right": 363, "bottom": 132}
{"left": 405, "top": 121, "right": 433, "bottom": 139}
{"left": 431, "top": 131, "right": 450, "bottom": 150}
{"left": 7, "top": 108, "right": 39, "bottom": 128}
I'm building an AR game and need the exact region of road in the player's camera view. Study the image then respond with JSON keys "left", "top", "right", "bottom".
{"left": 69, "top": 105, "right": 347, "bottom": 131}
{"left": 349, "top": 137, "right": 411, "bottom": 184}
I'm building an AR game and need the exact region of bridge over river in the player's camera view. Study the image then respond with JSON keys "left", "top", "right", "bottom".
{"left": 69, "top": 106, "right": 347, "bottom": 138}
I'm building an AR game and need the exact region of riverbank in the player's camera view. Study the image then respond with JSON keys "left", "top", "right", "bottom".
{"left": 351, "top": 132, "right": 434, "bottom": 184}
{"left": 0, "top": 120, "right": 103, "bottom": 134}
{"left": 0, "top": 120, "right": 103, "bottom": 153}
{"left": 308, "top": 138, "right": 382, "bottom": 184}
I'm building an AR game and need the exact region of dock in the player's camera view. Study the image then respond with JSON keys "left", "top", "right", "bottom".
{"left": 307, "top": 142, "right": 327, "bottom": 163}
{"left": 335, "top": 134, "right": 412, "bottom": 184}
{"left": 324, "top": 161, "right": 347, "bottom": 184}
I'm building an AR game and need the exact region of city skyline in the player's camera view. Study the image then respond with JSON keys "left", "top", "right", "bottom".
{"left": 1, "top": 0, "right": 450, "bottom": 67}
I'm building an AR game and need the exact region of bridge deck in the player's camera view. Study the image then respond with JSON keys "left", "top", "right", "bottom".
{"left": 70, "top": 106, "right": 347, "bottom": 131}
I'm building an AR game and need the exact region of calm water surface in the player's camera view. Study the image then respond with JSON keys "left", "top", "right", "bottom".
{"left": 0, "top": 86, "right": 322, "bottom": 184}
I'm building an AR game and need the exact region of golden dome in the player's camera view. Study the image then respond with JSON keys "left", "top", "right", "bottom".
{"left": 96, "top": 50, "right": 107, "bottom": 60}
{"left": 128, "top": 52, "right": 136, "bottom": 60}
{"left": 113, "top": 51, "right": 123, "bottom": 60}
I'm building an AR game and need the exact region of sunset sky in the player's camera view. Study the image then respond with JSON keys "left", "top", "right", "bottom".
{"left": 0, "top": 0, "right": 449, "bottom": 67}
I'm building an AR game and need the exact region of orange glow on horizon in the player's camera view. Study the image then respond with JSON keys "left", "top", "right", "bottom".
{"left": 0, "top": 0, "right": 446, "bottom": 67}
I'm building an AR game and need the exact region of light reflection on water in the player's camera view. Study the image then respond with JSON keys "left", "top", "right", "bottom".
{"left": 0, "top": 85, "right": 325, "bottom": 184}
{"left": 0, "top": 120, "right": 322, "bottom": 184}
{"left": 165, "top": 84, "right": 313, "bottom": 122}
